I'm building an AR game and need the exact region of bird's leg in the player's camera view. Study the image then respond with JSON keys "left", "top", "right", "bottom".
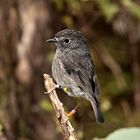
{"left": 44, "top": 84, "right": 61, "bottom": 94}
{"left": 67, "top": 104, "right": 79, "bottom": 117}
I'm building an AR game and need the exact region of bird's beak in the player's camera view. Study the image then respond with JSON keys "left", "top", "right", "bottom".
{"left": 45, "top": 37, "right": 57, "bottom": 43}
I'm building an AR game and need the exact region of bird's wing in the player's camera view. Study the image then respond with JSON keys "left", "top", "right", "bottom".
{"left": 60, "top": 54, "right": 100, "bottom": 104}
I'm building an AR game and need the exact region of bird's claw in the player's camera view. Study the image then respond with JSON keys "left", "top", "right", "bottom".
{"left": 66, "top": 104, "right": 79, "bottom": 117}
{"left": 45, "top": 84, "right": 61, "bottom": 94}
{"left": 44, "top": 91, "right": 48, "bottom": 94}
{"left": 67, "top": 108, "right": 77, "bottom": 117}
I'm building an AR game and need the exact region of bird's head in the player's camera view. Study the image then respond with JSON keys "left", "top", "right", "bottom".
{"left": 46, "top": 29, "right": 87, "bottom": 51}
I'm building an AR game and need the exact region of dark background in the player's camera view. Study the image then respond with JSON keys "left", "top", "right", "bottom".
{"left": 0, "top": 0, "right": 140, "bottom": 139}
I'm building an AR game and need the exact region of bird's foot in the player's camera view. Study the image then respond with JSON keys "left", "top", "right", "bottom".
{"left": 44, "top": 84, "right": 61, "bottom": 94}
{"left": 67, "top": 104, "right": 79, "bottom": 117}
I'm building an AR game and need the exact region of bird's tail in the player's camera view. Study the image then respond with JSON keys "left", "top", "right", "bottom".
{"left": 90, "top": 99, "right": 104, "bottom": 124}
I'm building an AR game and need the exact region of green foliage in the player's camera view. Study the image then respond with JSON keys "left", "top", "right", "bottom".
{"left": 94, "top": 127, "right": 140, "bottom": 140}
{"left": 54, "top": 0, "right": 65, "bottom": 11}
{"left": 97, "top": 0, "right": 119, "bottom": 21}
{"left": 122, "top": 0, "right": 140, "bottom": 19}
{"left": 62, "top": 15, "right": 74, "bottom": 27}
{"left": 39, "top": 99, "right": 53, "bottom": 112}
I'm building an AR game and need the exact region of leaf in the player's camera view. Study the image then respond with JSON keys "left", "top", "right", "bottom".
{"left": 94, "top": 127, "right": 140, "bottom": 140}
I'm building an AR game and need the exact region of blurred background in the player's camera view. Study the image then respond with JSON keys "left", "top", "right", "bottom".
{"left": 0, "top": 0, "right": 140, "bottom": 140}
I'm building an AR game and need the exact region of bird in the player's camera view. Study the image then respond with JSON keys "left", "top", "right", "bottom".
{"left": 46, "top": 29, "right": 104, "bottom": 123}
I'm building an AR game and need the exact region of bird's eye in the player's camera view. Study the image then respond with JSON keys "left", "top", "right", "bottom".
{"left": 64, "top": 39, "right": 70, "bottom": 44}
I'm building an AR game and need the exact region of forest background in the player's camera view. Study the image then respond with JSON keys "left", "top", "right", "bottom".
{"left": 0, "top": 0, "right": 140, "bottom": 139}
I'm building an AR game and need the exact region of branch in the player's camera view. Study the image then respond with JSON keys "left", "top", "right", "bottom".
{"left": 43, "top": 74, "right": 78, "bottom": 140}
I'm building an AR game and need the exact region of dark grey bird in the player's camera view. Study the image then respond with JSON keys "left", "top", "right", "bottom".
{"left": 46, "top": 29, "right": 104, "bottom": 123}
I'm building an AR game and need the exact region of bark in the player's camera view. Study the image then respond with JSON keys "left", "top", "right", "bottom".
{"left": 43, "top": 74, "right": 78, "bottom": 140}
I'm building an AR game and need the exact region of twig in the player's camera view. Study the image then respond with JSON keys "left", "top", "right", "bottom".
{"left": 43, "top": 74, "right": 78, "bottom": 140}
